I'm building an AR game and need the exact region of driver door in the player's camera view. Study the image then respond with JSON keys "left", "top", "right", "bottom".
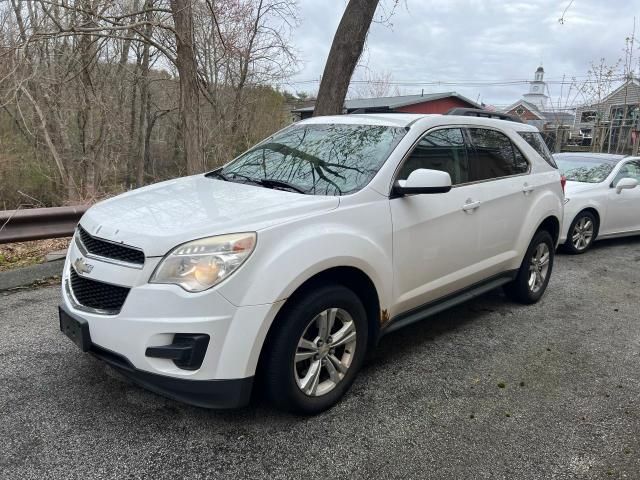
{"left": 390, "top": 127, "right": 484, "bottom": 315}
{"left": 603, "top": 160, "right": 640, "bottom": 233}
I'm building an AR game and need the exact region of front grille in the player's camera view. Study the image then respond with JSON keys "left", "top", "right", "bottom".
{"left": 69, "top": 269, "right": 130, "bottom": 314}
{"left": 77, "top": 226, "right": 145, "bottom": 266}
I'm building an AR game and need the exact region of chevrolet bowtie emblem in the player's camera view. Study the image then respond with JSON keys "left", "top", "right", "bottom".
{"left": 74, "top": 257, "right": 94, "bottom": 275}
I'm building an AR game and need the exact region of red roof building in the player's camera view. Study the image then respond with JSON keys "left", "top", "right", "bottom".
{"left": 292, "top": 92, "right": 481, "bottom": 120}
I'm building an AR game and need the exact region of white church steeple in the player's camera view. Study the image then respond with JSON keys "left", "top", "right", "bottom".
{"left": 522, "top": 65, "right": 549, "bottom": 111}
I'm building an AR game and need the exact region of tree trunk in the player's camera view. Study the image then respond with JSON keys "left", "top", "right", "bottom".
{"left": 19, "top": 86, "right": 75, "bottom": 198}
{"left": 135, "top": 52, "right": 151, "bottom": 187}
{"left": 136, "top": 0, "right": 153, "bottom": 187}
{"left": 313, "top": 0, "right": 379, "bottom": 117}
{"left": 170, "top": 0, "right": 204, "bottom": 174}
{"left": 77, "top": 0, "right": 98, "bottom": 198}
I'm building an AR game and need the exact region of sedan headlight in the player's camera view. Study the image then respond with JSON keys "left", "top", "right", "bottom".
{"left": 150, "top": 233, "right": 256, "bottom": 292}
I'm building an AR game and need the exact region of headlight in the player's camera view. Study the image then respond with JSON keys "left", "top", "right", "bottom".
{"left": 150, "top": 233, "right": 256, "bottom": 292}
{"left": 564, "top": 198, "right": 570, "bottom": 204}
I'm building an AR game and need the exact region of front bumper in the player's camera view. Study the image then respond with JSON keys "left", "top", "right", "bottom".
{"left": 60, "top": 303, "right": 252, "bottom": 408}
{"left": 60, "top": 235, "right": 284, "bottom": 408}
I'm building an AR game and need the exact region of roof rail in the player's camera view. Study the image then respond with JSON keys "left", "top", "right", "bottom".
{"left": 445, "top": 107, "right": 523, "bottom": 123}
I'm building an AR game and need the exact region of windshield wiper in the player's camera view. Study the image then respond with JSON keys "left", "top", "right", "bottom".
{"left": 206, "top": 169, "right": 228, "bottom": 181}
{"left": 209, "top": 170, "right": 306, "bottom": 193}
{"left": 257, "top": 178, "right": 307, "bottom": 194}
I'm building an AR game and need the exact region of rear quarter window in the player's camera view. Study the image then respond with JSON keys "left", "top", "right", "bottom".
{"left": 518, "top": 131, "right": 557, "bottom": 168}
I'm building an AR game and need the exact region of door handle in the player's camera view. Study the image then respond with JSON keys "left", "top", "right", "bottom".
{"left": 462, "top": 200, "right": 481, "bottom": 212}
{"left": 522, "top": 183, "right": 535, "bottom": 194}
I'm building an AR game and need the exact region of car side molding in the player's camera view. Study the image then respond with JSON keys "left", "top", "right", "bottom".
{"left": 381, "top": 270, "right": 518, "bottom": 336}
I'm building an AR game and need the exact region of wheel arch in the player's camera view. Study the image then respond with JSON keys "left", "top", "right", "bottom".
{"left": 536, "top": 214, "right": 561, "bottom": 245}
{"left": 254, "top": 266, "right": 382, "bottom": 382}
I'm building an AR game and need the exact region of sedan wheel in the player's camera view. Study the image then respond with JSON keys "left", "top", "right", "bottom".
{"left": 571, "top": 216, "right": 594, "bottom": 251}
{"left": 564, "top": 211, "right": 597, "bottom": 254}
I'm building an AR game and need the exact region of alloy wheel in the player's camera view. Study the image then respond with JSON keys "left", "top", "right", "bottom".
{"left": 571, "top": 216, "right": 594, "bottom": 251}
{"left": 294, "top": 308, "right": 357, "bottom": 397}
{"left": 528, "top": 242, "right": 550, "bottom": 293}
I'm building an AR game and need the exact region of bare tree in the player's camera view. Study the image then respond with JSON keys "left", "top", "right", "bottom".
{"left": 351, "top": 69, "right": 401, "bottom": 99}
{"left": 0, "top": 0, "right": 298, "bottom": 207}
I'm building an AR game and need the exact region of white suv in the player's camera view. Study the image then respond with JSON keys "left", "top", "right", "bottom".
{"left": 59, "top": 113, "right": 563, "bottom": 414}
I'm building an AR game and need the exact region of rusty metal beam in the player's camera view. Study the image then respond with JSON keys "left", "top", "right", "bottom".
{"left": 0, "top": 206, "right": 89, "bottom": 244}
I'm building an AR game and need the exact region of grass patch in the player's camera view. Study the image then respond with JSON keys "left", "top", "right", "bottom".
{"left": 0, "top": 238, "right": 70, "bottom": 272}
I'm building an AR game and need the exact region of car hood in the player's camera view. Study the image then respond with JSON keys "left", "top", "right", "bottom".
{"left": 565, "top": 181, "right": 603, "bottom": 195}
{"left": 79, "top": 175, "right": 339, "bottom": 256}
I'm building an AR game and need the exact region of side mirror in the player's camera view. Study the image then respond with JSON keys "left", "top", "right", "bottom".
{"left": 393, "top": 169, "right": 452, "bottom": 196}
{"left": 615, "top": 177, "right": 639, "bottom": 194}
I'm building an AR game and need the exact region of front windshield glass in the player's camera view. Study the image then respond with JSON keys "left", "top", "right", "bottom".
{"left": 555, "top": 156, "right": 617, "bottom": 183}
{"left": 219, "top": 123, "right": 407, "bottom": 195}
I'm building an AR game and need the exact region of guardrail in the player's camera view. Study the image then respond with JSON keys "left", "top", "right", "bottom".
{"left": 0, "top": 206, "right": 88, "bottom": 244}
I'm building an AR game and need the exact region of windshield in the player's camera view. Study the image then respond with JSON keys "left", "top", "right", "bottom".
{"left": 555, "top": 156, "right": 617, "bottom": 183}
{"left": 219, "top": 123, "right": 407, "bottom": 195}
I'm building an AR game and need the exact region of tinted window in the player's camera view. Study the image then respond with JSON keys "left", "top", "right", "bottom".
{"left": 397, "top": 128, "right": 469, "bottom": 185}
{"left": 555, "top": 156, "right": 617, "bottom": 183}
{"left": 613, "top": 160, "right": 640, "bottom": 184}
{"left": 467, "top": 128, "right": 529, "bottom": 181}
{"left": 220, "top": 124, "right": 406, "bottom": 196}
{"left": 518, "top": 131, "right": 557, "bottom": 168}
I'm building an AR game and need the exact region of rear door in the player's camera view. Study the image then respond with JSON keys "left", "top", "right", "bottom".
{"left": 464, "top": 127, "right": 532, "bottom": 273}
{"left": 603, "top": 160, "right": 640, "bottom": 233}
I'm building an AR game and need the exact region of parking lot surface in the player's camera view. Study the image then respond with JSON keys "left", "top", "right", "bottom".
{"left": 1, "top": 238, "right": 639, "bottom": 479}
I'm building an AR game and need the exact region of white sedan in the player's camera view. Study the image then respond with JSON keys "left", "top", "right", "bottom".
{"left": 556, "top": 153, "right": 640, "bottom": 253}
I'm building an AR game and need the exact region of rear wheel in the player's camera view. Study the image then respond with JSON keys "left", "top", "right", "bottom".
{"left": 263, "top": 285, "right": 368, "bottom": 414}
{"left": 563, "top": 211, "right": 596, "bottom": 254}
{"left": 504, "top": 230, "right": 554, "bottom": 304}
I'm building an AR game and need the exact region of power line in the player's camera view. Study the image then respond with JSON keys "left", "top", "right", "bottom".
{"left": 285, "top": 76, "right": 629, "bottom": 87}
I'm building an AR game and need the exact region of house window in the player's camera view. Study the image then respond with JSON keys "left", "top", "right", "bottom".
{"left": 515, "top": 107, "right": 526, "bottom": 116}
{"left": 609, "top": 104, "right": 640, "bottom": 127}
{"left": 580, "top": 110, "right": 597, "bottom": 123}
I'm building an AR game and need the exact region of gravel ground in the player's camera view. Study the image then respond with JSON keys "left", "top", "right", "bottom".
{"left": 1, "top": 238, "right": 639, "bottom": 479}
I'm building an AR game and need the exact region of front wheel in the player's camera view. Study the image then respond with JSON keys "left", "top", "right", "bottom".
{"left": 263, "top": 285, "right": 368, "bottom": 414}
{"left": 563, "top": 211, "right": 596, "bottom": 254}
{"left": 504, "top": 230, "right": 554, "bottom": 304}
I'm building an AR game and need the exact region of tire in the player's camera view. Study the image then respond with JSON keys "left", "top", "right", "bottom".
{"left": 504, "top": 230, "right": 554, "bottom": 304}
{"left": 562, "top": 211, "right": 597, "bottom": 254}
{"left": 263, "top": 284, "right": 368, "bottom": 415}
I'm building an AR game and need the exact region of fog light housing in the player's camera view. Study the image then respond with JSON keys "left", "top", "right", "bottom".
{"left": 145, "top": 334, "right": 210, "bottom": 370}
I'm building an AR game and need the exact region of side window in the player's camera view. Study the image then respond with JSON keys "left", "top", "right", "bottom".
{"left": 518, "top": 131, "right": 557, "bottom": 168}
{"left": 614, "top": 160, "right": 640, "bottom": 184}
{"left": 467, "top": 128, "right": 529, "bottom": 182}
{"left": 397, "top": 128, "right": 469, "bottom": 185}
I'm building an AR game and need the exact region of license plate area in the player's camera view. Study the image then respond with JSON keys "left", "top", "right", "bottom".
{"left": 59, "top": 307, "right": 91, "bottom": 352}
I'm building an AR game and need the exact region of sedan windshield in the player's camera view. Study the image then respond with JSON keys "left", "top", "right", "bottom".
{"left": 555, "top": 156, "right": 617, "bottom": 183}
{"left": 219, "top": 123, "right": 407, "bottom": 195}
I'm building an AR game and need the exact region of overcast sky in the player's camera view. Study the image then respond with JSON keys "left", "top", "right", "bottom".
{"left": 286, "top": 0, "right": 640, "bottom": 108}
